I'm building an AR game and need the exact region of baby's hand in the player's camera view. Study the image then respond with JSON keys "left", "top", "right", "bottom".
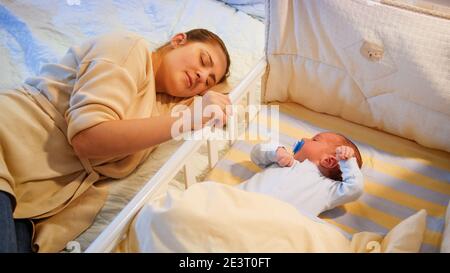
{"left": 276, "top": 147, "right": 294, "bottom": 167}
{"left": 336, "top": 146, "right": 355, "bottom": 161}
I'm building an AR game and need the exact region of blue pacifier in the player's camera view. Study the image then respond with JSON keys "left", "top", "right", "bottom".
{"left": 292, "top": 139, "right": 305, "bottom": 154}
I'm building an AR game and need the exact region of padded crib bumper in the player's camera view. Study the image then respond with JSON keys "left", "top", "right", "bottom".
{"left": 263, "top": 0, "right": 450, "bottom": 152}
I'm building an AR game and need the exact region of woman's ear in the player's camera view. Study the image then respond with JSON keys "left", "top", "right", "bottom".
{"left": 170, "top": 33, "right": 187, "bottom": 48}
{"left": 319, "top": 154, "right": 338, "bottom": 170}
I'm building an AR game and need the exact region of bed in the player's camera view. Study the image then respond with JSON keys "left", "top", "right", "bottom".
{"left": 0, "top": 0, "right": 265, "bottom": 252}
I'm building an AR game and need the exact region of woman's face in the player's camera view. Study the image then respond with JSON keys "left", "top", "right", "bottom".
{"left": 155, "top": 33, "right": 228, "bottom": 97}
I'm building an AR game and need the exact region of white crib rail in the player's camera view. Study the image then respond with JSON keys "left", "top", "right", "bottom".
{"left": 85, "top": 58, "right": 266, "bottom": 253}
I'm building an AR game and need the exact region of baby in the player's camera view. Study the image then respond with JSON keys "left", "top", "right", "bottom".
{"left": 236, "top": 132, "right": 364, "bottom": 217}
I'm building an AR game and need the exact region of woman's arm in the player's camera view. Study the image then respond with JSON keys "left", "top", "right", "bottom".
{"left": 71, "top": 91, "right": 231, "bottom": 159}
{"left": 71, "top": 114, "right": 180, "bottom": 159}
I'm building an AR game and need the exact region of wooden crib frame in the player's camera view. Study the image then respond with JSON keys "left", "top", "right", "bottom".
{"left": 85, "top": 58, "right": 267, "bottom": 253}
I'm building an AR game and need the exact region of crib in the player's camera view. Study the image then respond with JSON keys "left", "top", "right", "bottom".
{"left": 84, "top": 0, "right": 450, "bottom": 253}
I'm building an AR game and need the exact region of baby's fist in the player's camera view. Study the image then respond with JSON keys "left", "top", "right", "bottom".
{"left": 336, "top": 146, "right": 355, "bottom": 161}
{"left": 276, "top": 147, "right": 294, "bottom": 167}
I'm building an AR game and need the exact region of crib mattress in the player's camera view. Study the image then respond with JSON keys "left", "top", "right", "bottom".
{"left": 206, "top": 102, "right": 450, "bottom": 253}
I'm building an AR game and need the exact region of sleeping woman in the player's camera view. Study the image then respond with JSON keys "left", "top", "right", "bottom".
{"left": 0, "top": 29, "right": 231, "bottom": 253}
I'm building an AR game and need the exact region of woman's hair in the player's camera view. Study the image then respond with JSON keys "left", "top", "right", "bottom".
{"left": 158, "top": 29, "right": 231, "bottom": 83}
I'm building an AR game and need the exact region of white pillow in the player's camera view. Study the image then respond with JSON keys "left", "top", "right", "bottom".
{"left": 351, "top": 209, "right": 427, "bottom": 253}
{"left": 381, "top": 209, "right": 427, "bottom": 253}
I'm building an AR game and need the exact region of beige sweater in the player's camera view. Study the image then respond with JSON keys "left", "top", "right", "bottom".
{"left": 0, "top": 32, "right": 183, "bottom": 252}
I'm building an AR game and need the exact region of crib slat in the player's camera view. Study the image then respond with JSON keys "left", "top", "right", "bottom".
{"left": 184, "top": 161, "right": 196, "bottom": 188}
{"left": 207, "top": 140, "right": 219, "bottom": 168}
{"left": 245, "top": 82, "right": 258, "bottom": 129}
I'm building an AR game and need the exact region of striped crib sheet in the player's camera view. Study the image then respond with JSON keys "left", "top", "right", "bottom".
{"left": 205, "top": 102, "right": 450, "bottom": 253}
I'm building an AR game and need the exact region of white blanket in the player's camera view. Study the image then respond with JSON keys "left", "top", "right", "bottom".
{"left": 117, "top": 182, "right": 427, "bottom": 253}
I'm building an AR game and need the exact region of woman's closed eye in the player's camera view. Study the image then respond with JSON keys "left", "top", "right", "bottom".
{"left": 201, "top": 55, "right": 206, "bottom": 66}
{"left": 200, "top": 52, "right": 216, "bottom": 87}
{"left": 201, "top": 53, "right": 209, "bottom": 66}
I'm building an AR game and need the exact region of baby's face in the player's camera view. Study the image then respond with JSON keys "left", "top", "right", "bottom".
{"left": 293, "top": 132, "right": 342, "bottom": 164}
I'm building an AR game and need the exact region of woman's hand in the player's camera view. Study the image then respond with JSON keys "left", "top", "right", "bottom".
{"left": 335, "top": 146, "right": 355, "bottom": 161}
{"left": 276, "top": 147, "right": 294, "bottom": 167}
{"left": 190, "top": 90, "right": 231, "bottom": 129}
